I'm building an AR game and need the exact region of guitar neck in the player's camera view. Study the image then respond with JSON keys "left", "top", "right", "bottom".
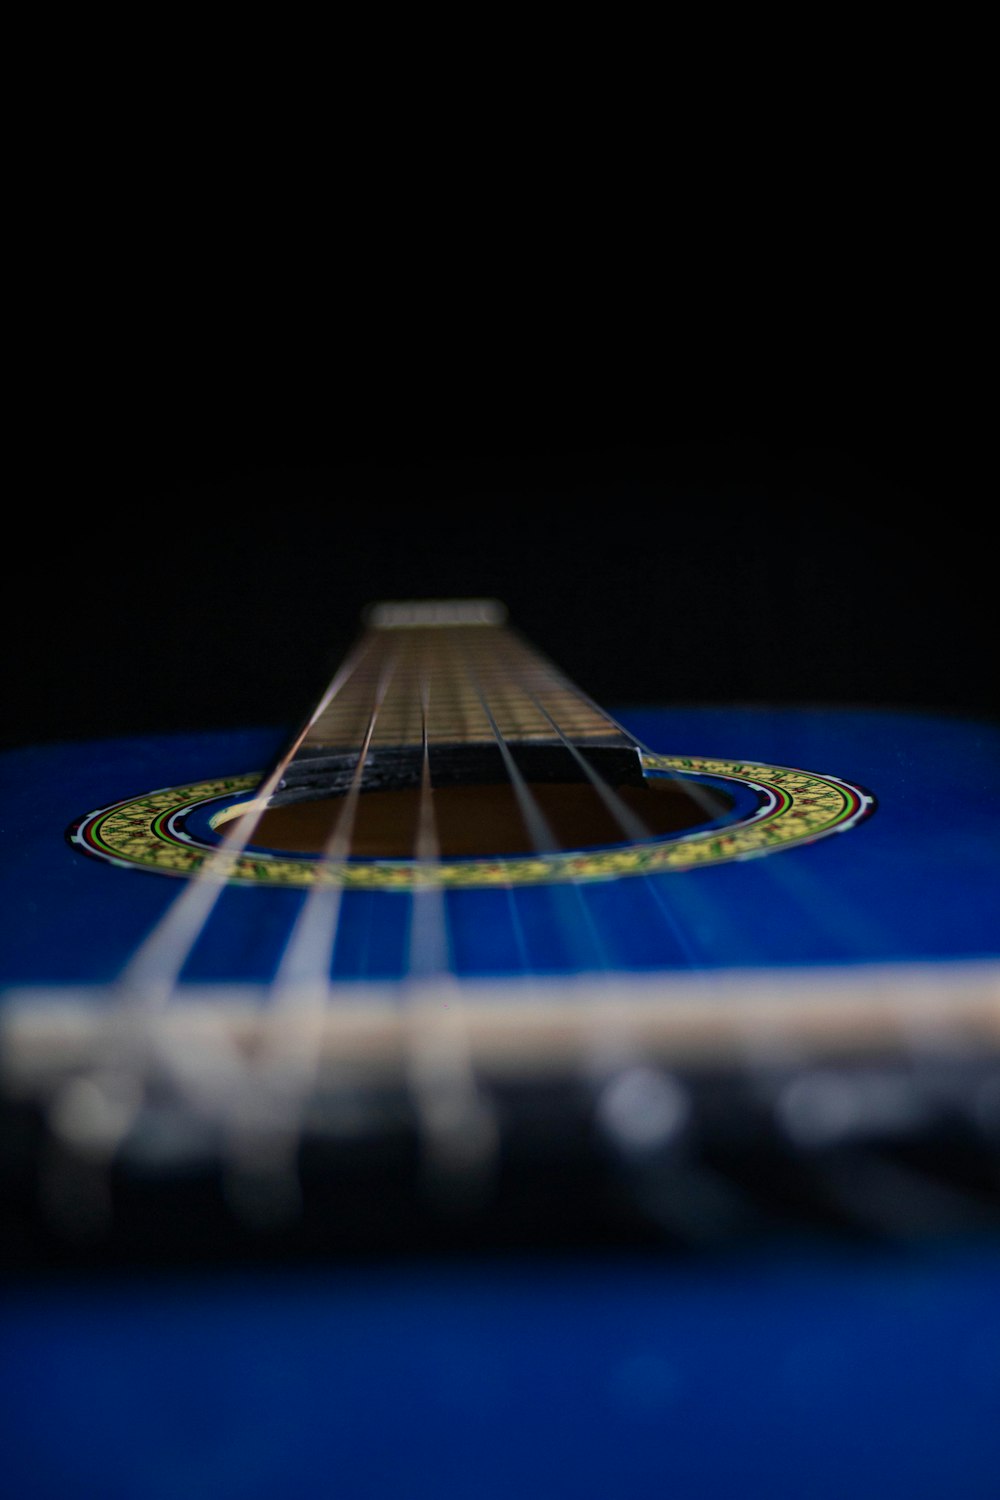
{"left": 274, "top": 600, "right": 644, "bottom": 802}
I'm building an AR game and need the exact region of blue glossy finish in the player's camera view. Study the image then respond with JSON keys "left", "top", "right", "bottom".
{"left": 1, "top": 708, "right": 997, "bottom": 990}
{"left": 2, "top": 710, "right": 999, "bottom": 1498}
{"left": 2, "top": 1240, "right": 999, "bottom": 1500}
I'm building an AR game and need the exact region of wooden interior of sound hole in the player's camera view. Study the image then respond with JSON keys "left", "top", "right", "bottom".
{"left": 226, "top": 779, "right": 733, "bottom": 859}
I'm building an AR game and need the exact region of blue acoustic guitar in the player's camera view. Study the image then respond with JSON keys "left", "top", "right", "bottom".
{"left": 1, "top": 600, "right": 999, "bottom": 1499}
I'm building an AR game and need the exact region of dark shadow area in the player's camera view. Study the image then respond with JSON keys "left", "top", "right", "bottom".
{"left": 6, "top": 422, "right": 996, "bottom": 748}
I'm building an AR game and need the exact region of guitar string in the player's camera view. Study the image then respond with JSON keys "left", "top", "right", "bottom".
{"left": 132, "top": 623, "right": 519, "bottom": 1195}
{"left": 508, "top": 652, "right": 908, "bottom": 1051}
{"left": 525, "top": 639, "right": 898, "bottom": 966}
{"left": 47, "top": 631, "right": 381, "bottom": 1169}
{"left": 517, "top": 654, "right": 981, "bottom": 1207}
{"left": 268, "top": 639, "right": 399, "bottom": 991}
{"left": 101, "top": 608, "right": 883, "bottom": 1016}
{"left": 380, "top": 633, "right": 977, "bottom": 1230}
{"left": 509, "top": 654, "right": 728, "bottom": 1080}
{"left": 515, "top": 679, "right": 651, "bottom": 841}
{"left": 455, "top": 626, "right": 742, "bottom": 1014}
{"left": 229, "top": 624, "right": 506, "bottom": 1199}
{"left": 97, "top": 615, "right": 969, "bottom": 1225}
{"left": 507, "top": 649, "right": 718, "bottom": 972}
{"left": 116, "top": 631, "right": 378, "bottom": 1008}
{"left": 505, "top": 669, "right": 765, "bottom": 1232}
{"left": 407, "top": 624, "right": 548, "bottom": 1170}
{"left": 206, "top": 615, "right": 1000, "bottom": 1224}
{"left": 519, "top": 635, "right": 902, "bottom": 973}
{"left": 393, "top": 639, "right": 500, "bottom": 1190}
{"left": 515, "top": 644, "right": 771, "bottom": 978}
{"left": 157, "top": 615, "right": 886, "bottom": 1097}
{"left": 232, "top": 621, "right": 656, "bottom": 1200}
{"left": 499, "top": 630, "right": 798, "bottom": 971}
{"left": 394, "top": 626, "right": 625, "bottom": 1197}
{"left": 506, "top": 628, "right": 729, "bottom": 823}
{"left": 444, "top": 625, "right": 706, "bottom": 1203}
{"left": 236, "top": 625, "right": 972, "bottom": 1229}
{"left": 455, "top": 630, "right": 614, "bottom": 976}
{"left": 416, "top": 628, "right": 539, "bottom": 991}
{"left": 409, "top": 627, "right": 536, "bottom": 977}
{"left": 219, "top": 634, "right": 403, "bottom": 1207}
{"left": 506, "top": 647, "right": 967, "bottom": 1226}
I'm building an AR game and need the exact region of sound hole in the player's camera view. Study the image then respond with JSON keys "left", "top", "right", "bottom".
{"left": 224, "top": 779, "right": 733, "bottom": 859}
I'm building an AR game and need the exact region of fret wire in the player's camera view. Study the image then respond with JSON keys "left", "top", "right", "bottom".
{"left": 299, "top": 623, "right": 627, "bottom": 765}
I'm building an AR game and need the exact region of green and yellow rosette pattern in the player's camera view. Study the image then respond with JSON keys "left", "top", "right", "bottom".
{"left": 69, "top": 755, "right": 874, "bottom": 889}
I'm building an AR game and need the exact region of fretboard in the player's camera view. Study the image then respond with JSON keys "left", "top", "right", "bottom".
{"left": 271, "top": 600, "right": 643, "bottom": 804}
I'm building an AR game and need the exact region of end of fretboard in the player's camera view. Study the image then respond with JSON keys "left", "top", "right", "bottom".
{"left": 365, "top": 599, "right": 508, "bottom": 629}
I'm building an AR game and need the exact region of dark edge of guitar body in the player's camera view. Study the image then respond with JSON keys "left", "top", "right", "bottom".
{"left": 3, "top": 1053, "right": 999, "bottom": 1271}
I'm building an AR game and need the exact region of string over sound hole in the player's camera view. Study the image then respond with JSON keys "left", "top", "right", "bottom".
{"left": 222, "top": 778, "right": 733, "bottom": 859}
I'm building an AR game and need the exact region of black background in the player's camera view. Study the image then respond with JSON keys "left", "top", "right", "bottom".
{"left": 6, "top": 374, "right": 995, "bottom": 751}
{"left": 5, "top": 214, "right": 994, "bottom": 751}
{"left": 4, "top": 23, "right": 994, "bottom": 753}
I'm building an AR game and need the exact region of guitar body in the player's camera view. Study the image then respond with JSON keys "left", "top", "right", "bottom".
{"left": 2, "top": 704, "right": 999, "bottom": 1498}
{"left": 3, "top": 704, "right": 997, "bottom": 984}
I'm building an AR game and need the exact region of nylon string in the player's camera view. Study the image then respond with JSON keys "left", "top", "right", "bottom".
{"left": 221, "top": 637, "right": 402, "bottom": 1214}
{"left": 69, "top": 615, "right": 966, "bottom": 1234}
{"left": 395, "top": 644, "right": 499, "bottom": 1190}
